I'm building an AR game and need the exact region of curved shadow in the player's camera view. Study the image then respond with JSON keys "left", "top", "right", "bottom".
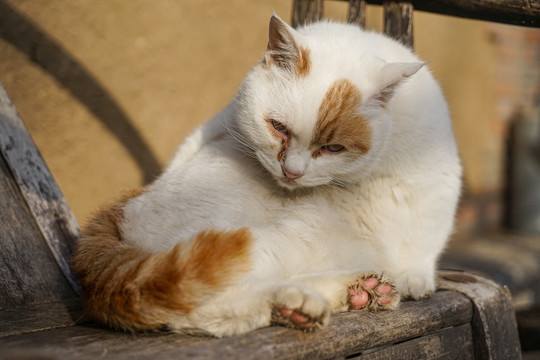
{"left": 0, "top": 1, "right": 161, "bottom": 184}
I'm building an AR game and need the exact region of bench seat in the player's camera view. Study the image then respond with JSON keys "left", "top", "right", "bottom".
{"left": 0, "top": 271, "right": 520, "bottom": 359}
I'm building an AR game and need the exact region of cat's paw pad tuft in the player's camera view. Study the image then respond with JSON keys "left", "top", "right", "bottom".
{"left": 348, "top": 273, "right": 399, "bottom": 311}
{"left": 271, "top": 285, "right": 329, "bottom": 331}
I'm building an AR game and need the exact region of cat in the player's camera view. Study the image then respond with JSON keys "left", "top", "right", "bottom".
{"left": 73, "top": 14, "right": 462, "bottom": 337}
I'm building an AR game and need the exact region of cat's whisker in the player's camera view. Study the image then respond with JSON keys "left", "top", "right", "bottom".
{"left": 223, "top": 124, "right": 256, "bottom": 151}
{"left": 232, "top": 145, "right": 258, "bottom": 159}
{"left": 228, "top": 133, "right": 261, "bottom": 160}
{"left": 323, "top": 175, "right": 354, "bottom": 191}
{"left": 231, "top": 136, "right": 256, "bottom": 154}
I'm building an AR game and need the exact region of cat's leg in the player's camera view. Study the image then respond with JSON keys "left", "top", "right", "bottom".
{"left": 391, "top": 253, "right": 439, "bottom": 300}
{"left": 178, "top": 279, "right": 330, "bottom": 337}
{"left": 385, "top": 210, "right": 451, "bottom": 299}
{"left": 375, "top": 185, "right": 460, "bottom": 300}
{"left": 291, "top": 271, "right": 400, "bottom": 314}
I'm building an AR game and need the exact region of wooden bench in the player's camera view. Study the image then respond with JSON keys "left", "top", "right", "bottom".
{"left": 1, "top": 1, "right": 538, "bottom": 358}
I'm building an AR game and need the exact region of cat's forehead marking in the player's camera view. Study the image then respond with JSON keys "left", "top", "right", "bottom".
{"left": 313, "top": 79, "right": 371, "bottom": 156}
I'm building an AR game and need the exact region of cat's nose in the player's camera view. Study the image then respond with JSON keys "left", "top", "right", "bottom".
{"left": 282, "top": 167, "right": 304, "bottom": 179}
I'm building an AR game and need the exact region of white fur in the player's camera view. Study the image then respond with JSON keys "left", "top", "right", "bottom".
{"left": 120, "top": 17, "right": 461, "bottom": 337}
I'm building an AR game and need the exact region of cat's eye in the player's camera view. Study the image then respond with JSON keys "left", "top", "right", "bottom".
{"left": 270, "top": 120, "right": 288, "bottom": 135}
{"left": 322, "top": 144, "right": 345, "bottom": 153}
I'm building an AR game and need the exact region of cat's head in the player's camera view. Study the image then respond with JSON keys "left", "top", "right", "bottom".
{"left": 235, "top": 15, "right": 423, "bottom": 190}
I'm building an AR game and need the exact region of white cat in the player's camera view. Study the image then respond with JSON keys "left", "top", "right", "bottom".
{"left": 73, "top": 15, "right": 461, "bottom": 337}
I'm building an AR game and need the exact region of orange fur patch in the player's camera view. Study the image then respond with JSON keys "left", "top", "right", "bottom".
{"left": 313, "top": 79, "right": 371, "bottom": 157}
{"left": 265, "top": 117, "right": 290, "bottom": 161}
{"left": 297, "top": 47, "right": 311, "bottom": 77}
{"left": 73, "top": 189, "right": 253, "bottom": 331}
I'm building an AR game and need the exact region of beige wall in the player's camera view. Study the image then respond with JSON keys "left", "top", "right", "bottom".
{"left": 0, "top": 0, "right": 504, "bottom": 226}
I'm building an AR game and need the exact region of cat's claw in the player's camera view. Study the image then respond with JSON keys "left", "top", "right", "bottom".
{"left": 348, "top": 273, "right": 400, "bottom": 311}
{"left": 271, "top": 285, "right": 329, "bottom": 331}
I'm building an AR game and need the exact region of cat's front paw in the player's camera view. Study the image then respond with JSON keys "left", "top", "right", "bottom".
{"left": 271, "top": 285, "right": 330, "bottom": 331}
{"left": 394, "top": 270, "right": 435, "bottom": 300}
{"left": 348, "top": 273, "right": 400, "bottom": 311}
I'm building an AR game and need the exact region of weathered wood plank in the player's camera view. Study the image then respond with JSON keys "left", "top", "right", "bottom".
{"left": 0, "top": 80, "right": 80, "bottom": 294}
{"left": 348, "top": 0, "right": 367, "bottom": 27}
{"left": 292, "top": 0, "right": 324, "bottom": 28}
{"left": 339, "top": 0, "right": 540, "bottom": 28}
{"left": 0, "top": 299, "right": 84, "bottom": 337}
{"left": 442, "top": 233, "right": 540, "bottom": 301}
{"left": 350, "top": 323, "right": 474, "bottom": 359}
{"left": 383, "top": 1, "right": 414, "bottom": 49}
{"left": 2, "top": 323, "right": 211, "bottom": 360}
{"left": 439, "top": 270, "right": 521, "bottom": 359}
{"left": 0, "top": 290, "right": 472, "bottom": 359}
{"left": 516, "top": 305, "right": 540, "bottom": 352}
{"left": 0, "top": 152, "right": 77, "bottom": 309}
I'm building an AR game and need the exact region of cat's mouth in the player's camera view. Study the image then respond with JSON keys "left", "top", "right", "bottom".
{"left": 277, "top": 176, "right": 299, "bottom": 189}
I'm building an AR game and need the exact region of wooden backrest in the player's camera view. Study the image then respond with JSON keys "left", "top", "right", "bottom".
{"left": 292, "top": 0, "right": 414, "bottom": 48}
{"left": 0, "top": 81, "right": 80, "bottom": 309}
{"left": 291, "top": 0, "right": 540, "bottom": 45}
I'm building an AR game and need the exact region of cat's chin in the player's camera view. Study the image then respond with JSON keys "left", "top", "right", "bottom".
{"left": 277, "top": 177, "right": 301, "bottom": 190}
{"left": 275, "top": 176, "right": 323, "bottom": 192}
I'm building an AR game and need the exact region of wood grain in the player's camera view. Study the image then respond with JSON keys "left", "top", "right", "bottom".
{"left": 292, "top": 0, "right": 324, "bottom": 28}
{"left": 0, "top": 150, "right": 77, "bottom": 309}
{"left": 2, "top": 323, "right": 210, "bottom": 360}
{"left": 383, "top": 2, "right": 414, "bottom": 49}
{"left": 351, "top": 323, "right": 474, "bottom": 359}
{"left": 0, "top": 80, "right": 81, "bottom": 294}
{"left": 438, "top": 270, "right": 521, "bottom": 359}
{"left": 0, "top": 290, "right": 472, "bottom": 359}
{"left": 347, "top": 0, "right": 367, "bottom": 27}
{"left": 0, "top": 299, "right": 84, "bottom": 337}
{"left": 341, "top": 0, "right": 540, "bottom": 28}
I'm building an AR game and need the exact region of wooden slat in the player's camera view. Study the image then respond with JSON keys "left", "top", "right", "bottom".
{"left": 0, "top": 147, "right": 77, "bottom": 308}
{"left": 0, "top": 299, "right": 84, "bottom": 337}
{"left": 383, "top": 1, "right": 414, "bottom": 49}
{"left": 2, "top": 323, "right": 210, "bottom": 360}
{"left": 441, "top": 234, "right": 540, "bottom": 299}
{"left": 347, "top": 0, "right": 367, "bottom": 27}
{"left": 351, "top": 323, "right": 474, "bottom": 359}
{"left": 339, "top": 0, "right": 540, "bottom": 28}
{"left": 291, "top": 0, "right": 324, "bottom": 28}
{"left": 439, "top": 270, "right": 521, "bottom": 359}
{"left": 0, "top": 80, "right": 80, "bottom": 294}
{"left": 0, "top": 290, "right": 472, "bottom": 359}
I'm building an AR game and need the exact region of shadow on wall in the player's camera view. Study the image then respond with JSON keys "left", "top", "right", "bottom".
{"left": 0, "top": 0, "right": 161, "bottom": 184}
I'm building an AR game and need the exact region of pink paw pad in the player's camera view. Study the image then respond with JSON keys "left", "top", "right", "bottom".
{"left": 348, "top": 275, "right": 397, "bottom": 311}
{"left": 276, "top": 308, "right": 314, "bottom": 330}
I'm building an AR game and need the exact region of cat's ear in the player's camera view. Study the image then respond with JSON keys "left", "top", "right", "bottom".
{"left": 264, "top": 14, "right": 309, "bottom": 74}
{"left": 369, "top": 62, "right": 425, "bottom": 104}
